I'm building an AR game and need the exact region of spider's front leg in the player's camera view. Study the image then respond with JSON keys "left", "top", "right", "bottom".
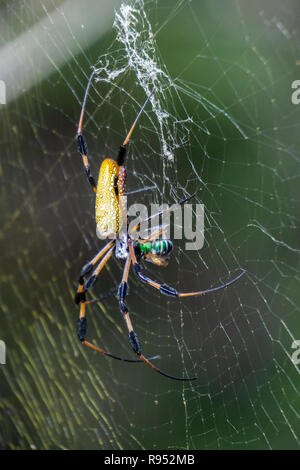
{"left": 77, "top": 69, "right": 97, "bottom": 193}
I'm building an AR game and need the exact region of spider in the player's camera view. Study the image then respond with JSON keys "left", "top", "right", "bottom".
{"left": 75, "top": 70, "right": 246, "bottom": 381}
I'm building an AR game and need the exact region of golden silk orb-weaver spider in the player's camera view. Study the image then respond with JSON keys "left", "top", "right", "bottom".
{"left": 75, "top": 70, "right": 246, "bottom": 381}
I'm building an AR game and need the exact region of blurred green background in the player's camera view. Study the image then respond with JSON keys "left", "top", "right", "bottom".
{"left": 0, "top": 0, "right": 299, "bottom": 450}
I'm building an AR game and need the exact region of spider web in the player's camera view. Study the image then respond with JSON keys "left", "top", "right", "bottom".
{"left": 0, "top": 0, "right": 299, "bottom": 450}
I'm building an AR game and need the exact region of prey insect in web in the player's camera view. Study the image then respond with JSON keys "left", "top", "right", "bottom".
{"left": 75, "top": 69, "right": 246, "bottom": 381}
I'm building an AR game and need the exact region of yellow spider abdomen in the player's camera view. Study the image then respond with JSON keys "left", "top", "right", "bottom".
{"left": 95, "top": 158, "right": 120, "bottom": 239}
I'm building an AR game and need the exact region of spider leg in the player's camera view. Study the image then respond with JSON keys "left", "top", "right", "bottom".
{"left": 75, "top": 241, "right": 115, "bottom": 304}
{"left": 135, "top": 225, "right": 166, "bottom": 243}
{"left": 125, "top": 185, "right": 157, "bottom": 196}
{"left": 119, "top": 248, "right": 197, "bottom": 381}
{"left": 129, "top": 242, "right": 246, "bottom": 298}
{"left": 83, "top": 246, "right": 114, "bottom": 293}
{"left": 117, "top": 88, "right": 156, "bottom": 166}
{"left": 78, "top": 302, "right": 147, "bottom": 363}
{"left": 76, "top": 245, "right": 114, "bottom": 342}
{"left": 77, "top": 69, "right": 97, "bottom": 193}
{"left": 76, "top": 242, "right": 148, "bottom": 364}
{"left": 128, "top": 193, "right": 196, "bottom": 237}
{"left": 85, "top": 286, "right": 119, "bottom": 305}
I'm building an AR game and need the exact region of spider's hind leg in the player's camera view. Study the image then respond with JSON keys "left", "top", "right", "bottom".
{"left": 119, "top": 243, "right": 197, "bottom": 381}
{"left": 118, "top": 256, "right": 141, "bottom": 353}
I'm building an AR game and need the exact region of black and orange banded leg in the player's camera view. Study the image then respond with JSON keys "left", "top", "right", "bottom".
{"left": 77, "top": 300, "right": 146, "bottom": 363}
{"left": 83, "top": 246, "right": 115, "bottom": 293}
{"left": 118, "top": 247, "right": 197, "bottom": 381}
{"left": 75, "top": 241, "right": 115, "bottom": 305}
{"left": 75, "top": 244, "right": 145, "bottom": 364}
{"left": 129, "top": 242, "right": 246, "bottom": 298}
{"left": 76, "top": 244, "right": 114, "bottom": 343}
{"left": 128, "top": 193, "right": 196, "bottom": 239}
{"left": 77, "top": 69, "right": 97, "bottom": 193}
{"left": 116, "top": 87, "right": 156, "bottom": 166}
{"left": 118, "top": 255, "right": 142, "bottom": 356}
